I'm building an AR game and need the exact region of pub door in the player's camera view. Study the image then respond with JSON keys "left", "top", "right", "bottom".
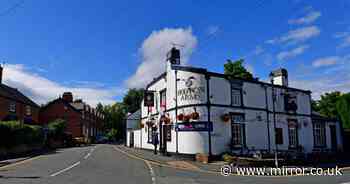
{"left": 330, "top": 125, "right": 337, "bottom": 151}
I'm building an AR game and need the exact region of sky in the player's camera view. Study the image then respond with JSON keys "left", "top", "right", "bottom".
{"left": 0, "top": 0, "right": 349, "bottom": 106}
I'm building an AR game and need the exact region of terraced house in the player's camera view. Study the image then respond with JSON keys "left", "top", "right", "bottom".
{"left": 0, "top": 65, "right": 40, "bottom": 124}
{"left": 39, "top": 92, "right": 104, "bottom": 140}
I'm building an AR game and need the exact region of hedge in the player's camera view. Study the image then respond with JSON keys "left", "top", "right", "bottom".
{"left": 0, "top": 121, "right": 44, "bottom": 149}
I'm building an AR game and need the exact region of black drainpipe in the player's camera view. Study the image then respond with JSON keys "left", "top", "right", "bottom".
{"left": 205, "top": 74, "right": 212, "bottom": 158}
{"left": 264, "top": 85, "right": 271, "bottom": 153}
{"left": 175, "top": 70, "right": 179, "bottom": 154}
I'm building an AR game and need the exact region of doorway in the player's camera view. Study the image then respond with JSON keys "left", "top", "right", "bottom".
{"left": 329, "top": 125, "right": 337, "bottom": 151}
{"left": 129, "top": 132, "right": 134, "bottom": 148}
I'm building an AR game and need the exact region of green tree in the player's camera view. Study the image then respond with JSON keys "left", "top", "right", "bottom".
{"left": 336, "top": 93, "right": 350, "bottom": 129}
{"left": 122, "top": 88, "right": 144, "bottom": 113}
{"left": 313, "top": 91, "right": 342, "bottom": 118}
{"left": 224, "top": 59, "right": 254, "bottom": 80}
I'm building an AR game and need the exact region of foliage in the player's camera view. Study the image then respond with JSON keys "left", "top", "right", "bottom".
{"left": 47, "top": 119, "right": 66, "bottom": 138}
{"left": 336, "top": 93, "right": 350, "bottom": 129}
{"left": 0, "top": 121, "right": 44, "bottom": 148}
{"left": 122, "top": 88, "right": 144, "bottom": 113}
{"left": 312, "top": 91, "right": 342, "bottom": 118}
{"left": 106, "top": 128, "right": 118, "bottom": 141}
{"left": 224, "top": 59, "right": 254, "bottom": 80}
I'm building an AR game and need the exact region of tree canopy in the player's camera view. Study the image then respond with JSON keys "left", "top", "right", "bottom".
{"left": 312, "top": 91, "right": 350, "bottom": 129}
{"left": 122, "top": 88, "right": 144, "bottom": 113}
{"left": 224, "top": 59, "right": 254, "bottom": 80}
{"left": 312, "top": 91, "right": 342, "bottom": 119}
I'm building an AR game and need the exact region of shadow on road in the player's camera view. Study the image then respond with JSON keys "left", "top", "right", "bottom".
{"left": 0, "top": 175, "right": 41, "bottom": 179}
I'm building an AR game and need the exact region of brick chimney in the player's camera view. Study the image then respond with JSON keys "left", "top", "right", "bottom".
{"left": 0, "top": 64, "right": 3, "bottom": 84}
{"left": 62, "top": 92, "right": 73, "bottom": 103}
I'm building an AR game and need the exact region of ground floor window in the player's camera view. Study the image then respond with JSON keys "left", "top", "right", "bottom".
{"left": 313, "top": 122, "right": 326, "bottom": 147}
{"left": 288, "top": 119, "right": 298, "bottom": 149}
{"left": 231, "top": 113, "right": 245, "bottom": 148}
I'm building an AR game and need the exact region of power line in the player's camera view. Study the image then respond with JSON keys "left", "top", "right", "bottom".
{"left": 0, "top": 0, "right": 24, "bottom": 17}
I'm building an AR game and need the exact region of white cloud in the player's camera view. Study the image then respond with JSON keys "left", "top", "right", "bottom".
{"left": 266, "top": 26, "right": 320, "bottom": 45}
{"left": 288, "top": 10, "right": 321, "bottom": 25}
{"left": 2, "top": 64, "right": 123, "bottom": 106}
{"left": 276, "top": 45, "right": 309, "bottom": 60}
{"left": 333, "top": 31, "right": 350, "bottom": 48}
{"left": 253, "top": 45, "right": 264, "bottom": 55}
{"left": 125, "top": 27, "right": 197, "bottom": 88}
{"left": 291, "top": 55, "right": 350, "bottom": 99}
{"left": 312, "top": 56, "right": 340, "bottom": 67}
{"left": 206, "top": 25, "right": 220, "bottom": 37}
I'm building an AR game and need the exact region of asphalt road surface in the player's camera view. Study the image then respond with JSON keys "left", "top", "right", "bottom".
{"left": 1, "top": 144, "right": 350, "bottom": 184}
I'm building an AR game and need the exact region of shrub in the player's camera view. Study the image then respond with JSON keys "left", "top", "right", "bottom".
{"left": 47, "top": 119, "right": 66, "bottom": 139}
{"left": 0, "top": 121, "right": 44, "bottom": 148}
{"left": 106, "top": 128, "right": 118, "bottom": 141}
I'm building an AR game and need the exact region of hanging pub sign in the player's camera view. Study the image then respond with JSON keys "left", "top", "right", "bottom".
{"left": 144, "top": 91, "right": 155, "bottom": 107}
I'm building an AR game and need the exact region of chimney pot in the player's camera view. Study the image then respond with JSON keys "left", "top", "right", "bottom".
{"left": 62, "top": 92, "right": 73, "bottom": 103}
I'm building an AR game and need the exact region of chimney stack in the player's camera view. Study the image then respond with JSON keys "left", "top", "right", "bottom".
{"left": 269, "top": 68, "right": 288, "bottom": 86}
{"left": 0, "top": 64, "right": 3, "bottom": 84}
{"left": 62, "top": 92, "right": 73, "bottom": 103}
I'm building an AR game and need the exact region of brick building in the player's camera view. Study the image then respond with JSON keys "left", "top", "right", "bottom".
{"left": 0, "top": 65, "right": 40, "bottom": 124}
{"left": 39, "top": 92, "right": 104, "bottom": 139}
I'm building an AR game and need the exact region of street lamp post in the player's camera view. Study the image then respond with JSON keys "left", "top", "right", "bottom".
{"left": 269, "top": 73, "right": 279, "bottom": 168}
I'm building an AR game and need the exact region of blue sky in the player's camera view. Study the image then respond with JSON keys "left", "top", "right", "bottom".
{"left": 1, "top": 0, "right": 349, "bottom": 106}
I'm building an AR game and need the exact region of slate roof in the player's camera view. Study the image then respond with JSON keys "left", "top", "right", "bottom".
{"left": 0, "top": 83, "right": 39, "bottom": 107}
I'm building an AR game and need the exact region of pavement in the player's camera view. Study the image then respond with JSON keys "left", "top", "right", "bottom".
{"left": 0, "top": 144, "right": 350, "bottom": 184}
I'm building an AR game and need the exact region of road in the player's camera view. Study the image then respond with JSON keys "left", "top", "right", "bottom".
{"left": 0, "top": 144, "right": 350, "bottom": 184}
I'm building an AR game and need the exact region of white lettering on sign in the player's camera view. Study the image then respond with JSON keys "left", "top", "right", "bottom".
{"left": 177, "top": 86, "right": 205, "bottom": 102}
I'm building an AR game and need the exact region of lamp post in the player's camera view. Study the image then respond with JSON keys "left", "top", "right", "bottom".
{"left": 269, "top": 73, "right": 279, "bottom": 168}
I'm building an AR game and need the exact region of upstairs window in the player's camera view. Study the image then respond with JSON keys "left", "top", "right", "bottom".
{"left": 160, "top": 90, "right": 166, "bottom": 111}
{"left": 25, "top": 105, "right": 31, "bottom": 116}
{"left": 231, "top": 81, "right": 243, "bottom": 106}
{"left": 288, "top": 119, "right": 298, "bottom": 148}
{"left": 9, "top": 102, "right": 16, "bottom": 113}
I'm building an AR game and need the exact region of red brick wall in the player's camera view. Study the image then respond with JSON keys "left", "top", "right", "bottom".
{"left": 0, "top": 96, "right": 39, "bottom": 123}
{"left": 39, "top": 101, "right": 83, "bottom": 138}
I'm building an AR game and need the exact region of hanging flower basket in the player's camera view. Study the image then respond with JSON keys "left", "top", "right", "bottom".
{"left": 191, "top": 112, "right": 200, "bottom": 120}
{"left": 183, "top": 114, "right": 191, "bottom": 122}
{"left": 221, "top": 114, "right": 230, "bottom": 122}
{"left": 177, "top": 113, "right": 184, "bottom": 121}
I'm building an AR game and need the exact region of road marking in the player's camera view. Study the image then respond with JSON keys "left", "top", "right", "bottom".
{"left": 0, "top": 156, "right": 43, "bottom": 171}
{"left": 84, "top": 153, "right": 91, "bottom": 159}
{"left": 145, "top": 161, "right": 157, "bottom": 184}
{"left": 50, "top": 161, "right": 80, "bottom": 177}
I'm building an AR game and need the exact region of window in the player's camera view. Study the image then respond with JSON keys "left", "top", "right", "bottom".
{"left": 231, "top": 114, "right": 245, "bottom": 147}
{"left": 25, "top": 105, "right": 31, "bottom": 116}
{"left": 160, "top": 90, "right": 166, "bottom": 111}
{"left": 288, "top": 120, "right": 298, "bottom": 148}
{"left": 313, "top": 122, "right": 326, "bottom": 147}
{"left": 275, "top": 128, "right": 283, "bottom": 145}
{"left": 9, "top": 102, "right": 16, "bottom": 113}
{"left": 231, "top": 89, "right": 242, "bottom": 106}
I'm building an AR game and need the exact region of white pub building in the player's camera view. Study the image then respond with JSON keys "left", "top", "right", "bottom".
{"left": 126, "top": 48, "right": 343, "bottom": 157}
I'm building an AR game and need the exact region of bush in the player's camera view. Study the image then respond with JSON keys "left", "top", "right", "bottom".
{"left": 106, "top": 128, "right": 118, "bottom": 141}
{"left": 47, "top": 119, "right": 66, "bottom": 139}
{"left": 0, "top": 121, "right": 44, "bottom": 149}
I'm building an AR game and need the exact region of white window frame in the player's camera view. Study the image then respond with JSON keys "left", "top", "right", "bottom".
{"left": 313, "top": 122, "right": 326, "bottom": 147}
{"left": 9, "top": 102, "right": 16, "bottom": 113}
{"left": 231, "top": 89, "right": 242, "bottom": 106}
{"left": 231, "top": 114, "right": 245, "bottom": 148}
{"left": 25, "top": 105, "right": 32, "bottom": 116}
